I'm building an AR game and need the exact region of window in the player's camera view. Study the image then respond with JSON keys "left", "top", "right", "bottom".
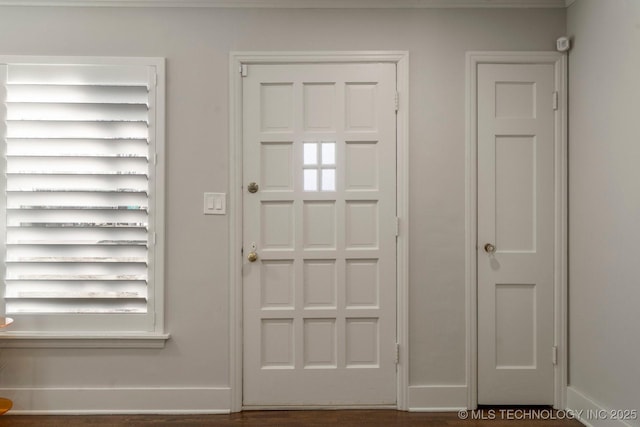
{"left": 0, "top": 57, "right": 165, "bottom": 336}
{"left": 303, "top": 141, "right": 336, "bottom": 191}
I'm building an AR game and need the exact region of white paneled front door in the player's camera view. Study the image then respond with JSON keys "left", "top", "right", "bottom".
{"left": 477, "top": 63, "right": 556, "bottom": 404}
{"left": 242, "top": 63, "right": 397, "bottom": 407}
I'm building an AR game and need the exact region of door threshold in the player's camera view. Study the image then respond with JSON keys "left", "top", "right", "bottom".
{"left": 242, "top": 404, "right": 398, "bottom": 411}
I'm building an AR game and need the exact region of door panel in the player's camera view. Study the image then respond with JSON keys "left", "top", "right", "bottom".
{"left": 242, "top": 63, "right": 397, "bottom": 406}
{"left": 477, "top": 63, "right": 555, "bottom": 404}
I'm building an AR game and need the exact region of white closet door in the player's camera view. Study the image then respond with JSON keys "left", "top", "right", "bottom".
{"left": 477, "top": 63, "right": 556, "bottom": 404}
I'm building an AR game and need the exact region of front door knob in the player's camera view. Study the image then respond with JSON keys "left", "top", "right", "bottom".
{"left": 247, "top": 251, "right": 259, "bottom": 262}
{"left": 247, "top": 182, "right": 259, "bottom": 193}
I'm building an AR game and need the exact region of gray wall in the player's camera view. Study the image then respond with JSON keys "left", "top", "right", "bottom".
{"left": 0, "top": 5, "right": 565, "bottom": 411}
{"left": 567, "top": 0, "right": 640, "bottom": 420}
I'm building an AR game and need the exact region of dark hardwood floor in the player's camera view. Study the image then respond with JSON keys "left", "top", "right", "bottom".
{"left": 0, "top": 409, "right": 584, "bottom": 426}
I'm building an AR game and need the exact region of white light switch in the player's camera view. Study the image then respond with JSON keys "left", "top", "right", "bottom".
{"left": 204, "top": 192, "right": 226, "bottom": 215}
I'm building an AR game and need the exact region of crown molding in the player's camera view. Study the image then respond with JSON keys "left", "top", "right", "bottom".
{"left": 0, "top": 0, "right": 569, "bottom": 8}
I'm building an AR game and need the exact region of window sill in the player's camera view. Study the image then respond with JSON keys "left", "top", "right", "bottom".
{"left": 0, "top": 332, "right": 170, "bottom": 348}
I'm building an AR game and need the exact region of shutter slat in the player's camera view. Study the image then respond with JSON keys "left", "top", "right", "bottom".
{"left": 7, "top": 139, "right": 149, "bottom": 158}
{"left": 7, "top": 64, "right": 149, "bottom": 85}
{"left": 7, "top": 209, "right": 147, "bottom": 224}
{"left": 7, "top": 121, "right": 149, "bottom": 139}
{"left": 7, "top": 292, "right": 146, "bottom": 299}
{"left": 5, "top": 301, "right": 147, "bottom": 314}
{"left": 6, "top": 102, "right": 148, "bottom": 122}
{"left": 11, "top": 310, "right": 147, "bottom": 314}
{"left": 7, "top": 240, "right": 148, "bottom": 246}
{"left": 7, "top": 275, "right": 147, "bottom": 281}
{"left": 7, "top": 257, "right": 147, "bottom": 263}
{"left": 10, "top": 206, "right": 148, "bottom": 211}
{"left": 6, "top": 85, "right": 149, "bottom": 104}
{"left": 8, "top": 176, "right": 148, "bottom": 193}
{"left": 7, "top": 189, "right": 148, "bottom": 193}
{"left": 8, "top": 155, "right": 148, "bottom": 159}
{"left": 14, "top": 222, "right": 147, "bottom": 228}
{"left": 7, "top": 172, "right": 148, "bottom": 176}
{"left": 5, "top": 280, "right": 147, "bottom": 289}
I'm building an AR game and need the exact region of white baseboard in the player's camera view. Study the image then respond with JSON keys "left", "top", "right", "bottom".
{"left": 0, "top": 387, "right": 231, "bottom": 414}
{"left": 408, "top": 385, "right": 467, "bottom": 412}
{"left": 566, "top": 386, "right": 637, "bottom": 427}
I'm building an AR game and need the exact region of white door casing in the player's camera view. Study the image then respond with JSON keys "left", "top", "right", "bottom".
{"left": 477, "top": 62, "right": 558, "bottom": 405}
{"left": 241, "top": 62, "right": 397, "bottom": 407}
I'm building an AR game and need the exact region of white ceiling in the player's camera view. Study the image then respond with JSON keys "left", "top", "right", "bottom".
{"left": 0, "top": 0, "right": 573, "bottom": 8}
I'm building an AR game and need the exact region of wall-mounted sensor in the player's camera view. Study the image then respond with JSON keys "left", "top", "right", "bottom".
{"left": 556, "top": 37, "right": 571, "bottom": 52}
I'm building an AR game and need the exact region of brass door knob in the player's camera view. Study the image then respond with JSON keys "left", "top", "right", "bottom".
{"left": 484, "top": 243, "right": 496, "bottom": 254}
{"left": 247, "top": 251, "right": 258, "bottom": 262}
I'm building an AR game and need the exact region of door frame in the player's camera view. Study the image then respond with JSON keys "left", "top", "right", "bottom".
{"left": 465, "top": 51, "right": 568, "bottom": 410}
{"left": 229, "top": 51, "right": 410, "bottom": 412}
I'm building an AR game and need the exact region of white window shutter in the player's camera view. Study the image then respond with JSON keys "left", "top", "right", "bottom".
{"left": 2, "top": 62, "right": 159, "bottom": 330}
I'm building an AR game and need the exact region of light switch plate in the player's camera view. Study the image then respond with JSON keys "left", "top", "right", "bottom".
{"left": 204, "top": 192, "right": 226, "bottom": 215}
